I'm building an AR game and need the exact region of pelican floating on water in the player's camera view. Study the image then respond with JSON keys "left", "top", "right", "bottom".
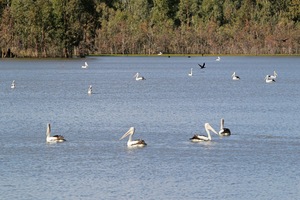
{"left": 88, "top": 85, "right": 92, "bottom": 95}
{"left": 46, "top": 123, "right": 66, "bottom": 143}
{"left": 188, "top": 68, "right": 193, "bottom": 76}
{"left": 158, "top": 52, "right": 163, "bottom": 56}
{"left": 267, "top": 71, "right": 277, "bottom": 79}
{"left": 120, "top": 127, "right": 147, "bottom": 147}
{"left": 133, "top": 72, "right": 145, "bottom": 81}
{"left": 265, "top": 75, "right": 275, "bottom": 83}
{"left": 216, "top": 56, "right": 221, "bottom": 61}
{"left": 219, "top": 118, "right": 231, "bottom": 136}
{"left": 190, "top": 123, "right": 218, "bottom": 142}
{"left": 11, "top": 80, "right": 16, "bottom": 89}
{"left": 232, "top": 72, "right": 240, "bottom": 80}
{"left": 82, "top": 62, "right": 88, "bottom": 69}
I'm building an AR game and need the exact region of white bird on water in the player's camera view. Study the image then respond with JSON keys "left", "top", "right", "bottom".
{"left": 265, "top": 75, "right": 275, "bottom": 83}
{"left": 188, "top": 68, "right": 193, "bottom": 76}
{"left": 133, "top": 72, "right": 145, "bottom": 81}
{"left": 46, "top": 123, "right": 66, "bottom": 143}
{"left": 82, "top": 62, "right": 88, "bottom": 69}
{"left": 88, "top": 85, "right": 92, "bottom": 95}
{"left": 11, "top": 80, "right": 16, "bottom": 89}
{"left": 216, "top": 56, "right": 221, "bottom": 61}
{"left": 190, "top": 123, "right": 218, "bottom": 142}
{"left": 267, "top": 71, "right": 277, "bottom": 79}
{"left": 232, "top": 72, "right": 240, "bottom": 80}
{"left": 218, "top": 118, "right": 231, "bottom": 136}
{"left": 119, "top": 127, "right": 147, "bottom": 148}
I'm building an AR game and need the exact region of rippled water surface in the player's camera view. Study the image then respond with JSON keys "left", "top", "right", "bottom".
{"left": 1, "top": 56, "right": 300, "bottom": 199}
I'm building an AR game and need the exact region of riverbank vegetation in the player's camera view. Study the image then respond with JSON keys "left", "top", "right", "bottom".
{"left": 0, "top": 0, "right": 299, "bottom": 58}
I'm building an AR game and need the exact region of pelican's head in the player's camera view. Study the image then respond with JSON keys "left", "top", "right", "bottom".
{"left": 133, "top": 73, "right": 139, "bottom": 78}
{"left": 274, "top": 71, "right": 277, "bottom": 76}
{"left": 120, "top": 127, "right": 135, "bottom": 140}
{"left": 232, "top": 72, "right": 235, "bottom": 77}
{"left": 204, "top": 123, "right": 218, "bottom": 135}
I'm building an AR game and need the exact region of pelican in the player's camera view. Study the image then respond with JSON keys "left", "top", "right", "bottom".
{"left": 190, "top": 123, "right": 218, "bottom": 142}
{"left": 88, "top": 85, "right": 92, "bottom": 95}
{"left": 158, "top": 52, "right": 163, "bottom": 56}
{"left": 11, "top": 80, "right": 16, "bottom": 89}
{"left": 265, "top": 75, "right": 275, "bottom": 83}
{"left": 46, "top": 123, "right": 66, "bottom": 143}
{"left": 232, "top": 72, "right": 240, "bottom": 80}
{"left": 133, "top": 72, "right": 145, "bottom": 81}
{"left": 267, "top": 71, "right": 277, "bottom": 79}
{"left": 198, "top": 63, "right": 206, "bottom": 69}
{"left": 219, "top": 118, "right": 231, "bottom": 136}
{"left": 119, "top": 127, "right": 147, "bottom": 147}
{"left": 216, "top": 56, "right": 221, "bottom": 61}
{"left": 188, "top": 68, "right": 193, "bottom": 76}
{"left": 82, "top": 62, "right": 88, "bottom": 69}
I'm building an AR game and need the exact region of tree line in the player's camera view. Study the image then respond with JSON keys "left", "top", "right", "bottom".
{"left": 0, "top": 0, "right": 299, "bottom": 58}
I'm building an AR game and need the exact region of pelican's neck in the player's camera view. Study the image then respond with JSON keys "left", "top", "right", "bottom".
{"left": 46, "top": 124, "right": 51, "bottom": 138}
{"left": 206, "top": 129, "right": 211, "bottom": 140}
{"left": 220, "top": 118, "right": 224, "bottom": 130}
{"left": 127, "top": 133, "right": 133, "bottom": 145}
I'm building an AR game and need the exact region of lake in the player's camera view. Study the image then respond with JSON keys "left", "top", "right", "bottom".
{"left": 1, "top": 56, "right": 300, "bottom": 199}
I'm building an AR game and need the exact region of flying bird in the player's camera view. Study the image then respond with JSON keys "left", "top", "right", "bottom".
{"left": 198, "top": 63, "right": 206, "bottom": 69}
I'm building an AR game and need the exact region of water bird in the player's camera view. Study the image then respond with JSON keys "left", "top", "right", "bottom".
{"left": 216, "top": 56, "right": 221, "bottom": 61}
{"left": 88, "top": 85, "right": 92, "bottom": 95}
{"left": 188, "top": 68, "right": 193, "bottom": 76}
{"left": 82, "top": 62, "right": 88, "bottom": 69}
{"left": 198, "top": 63, "right": 206, "bottom": 69}
{"left": 232, "top": 72, "right": 240, "bottom": 80}
{"left": 267, "top": 71, "right": 277, "bottom": 79}
{"left": 133, "top": 72, "right": 145, "bottom": 81}
{"left": 119, "top": 127, "right": 147, "bottom": 148}
{"left": 158, "top": 52, "right": 163, "bottom": 56}
{"left": 46, "top": 123, "right": 66, "bottom": 143}
{"left": 218, "top": 118, "right": 231, "bottom": 136}
{"left": 265, "top": 75, "right": 276, "bottom": 83}
{"left": 11, "top": 80, "right": 16, "bottom": 89}
{"left": 190, "top": 123, "right": 218, "bottom": 142}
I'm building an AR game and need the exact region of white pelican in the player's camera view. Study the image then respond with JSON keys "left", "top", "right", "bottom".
{"left": 267, "top": 71, "right": 277, "bottom": 79}
{"left": 88, "top": 85, "right": 92, "bottom": 95}
{"left": 82, "top": 62, "right": 88, "bottom": 69}
{"left": 11, "top": 80, "right": 16, "bottom": 89}
{"left": 119, "top": 127, "right": 147, "bottom": 148}
{"left": 232, "top": 72, "right": 240, "bottom": 80}
{"left": 133, "top": 72, "right": 145, "bottom": 81}
{"left": 190, "top": 123, "right": 218, "bottom": 142}
{"left": 219, "top": 118, "right": 231, "bottom": 136}
{"left": 46, "top": 123, "right": 66, "bottom": 143}
{"left": 216, "top": 56, "right": 221, "bottom": 61}
{"left": 188, "top": 68, "right": 193, "bottom": 76}
{"left": 265, "top": 75, "right": 275, "bottom": 83}
{"left": 158, "top": 52, "right": 163, "bottom": 56}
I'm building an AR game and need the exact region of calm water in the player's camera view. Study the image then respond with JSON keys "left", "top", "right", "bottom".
{"left": 1, "top": 56, "right": 300, "bottom": 200}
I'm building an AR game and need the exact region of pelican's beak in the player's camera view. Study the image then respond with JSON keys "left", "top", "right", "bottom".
{"left": 119, "top": 127, "right": 135, "bottom": 140}
{"left": 206, "top": 124, "right": 219, "bottom": 135}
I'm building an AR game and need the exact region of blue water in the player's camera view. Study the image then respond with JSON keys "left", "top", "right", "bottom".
{"left": 1, "top": 56, "right": 300, "bottom": 199}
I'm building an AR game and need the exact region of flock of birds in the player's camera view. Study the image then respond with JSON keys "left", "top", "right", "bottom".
{"left": 46, "top": 118, "right": 231, "bottom": 147}
{"left": 38, "top": 57, "right": 277, "bottom": 146}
